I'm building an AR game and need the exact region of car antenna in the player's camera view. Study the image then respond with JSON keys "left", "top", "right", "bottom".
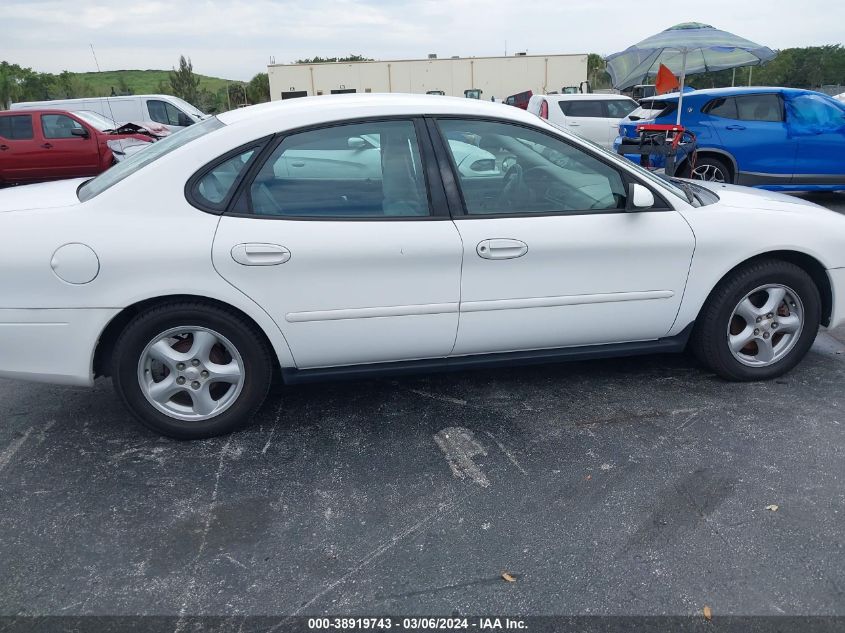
{"left": 90, "top": 43, "right": 118, "bottom": 129}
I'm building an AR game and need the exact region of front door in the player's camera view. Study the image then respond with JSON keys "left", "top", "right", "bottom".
{"left": 38, "top": 113, "right": 100, "bottom": 178}
{"left": 210, "top": 119, "right": 463, "bottom": 368}
{"left": 432, "top": 118, "right": 696, "bottom": 357}
{"left": 786, "top": 92, "right": 845, "bottom": 184}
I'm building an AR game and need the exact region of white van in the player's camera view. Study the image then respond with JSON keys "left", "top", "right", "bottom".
{"left": 527, "top": 93, "right": 638, "bottom": 150}
{"left": 10, "top": 95, "right": 207, "bottom": 131}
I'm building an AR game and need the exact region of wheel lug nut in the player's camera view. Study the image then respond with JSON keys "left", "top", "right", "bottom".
{"left": 763, "top": 332, "right": 770, "bottom": 339}
{"left": 176, "top": 363, "right": 185, "bottom": 370}
{"left": 192, "top": 359, "right": 200, "bottom": 367}
{"left": 754, "top": 328, "right": 760, "bottom": 335}
{"left": 201, "top": 370, "right": 209, "bottom": 378}
{"left": 756, "top": 316, "right": 762, "bottom": 323}
{"left": 176, "top": 376, "right": 186, "bottom": 385}
{"left": 771, "top": 322, "right": 778, "bottom": 329}
{"left": 191, "top": 381, "right": 201, "bottom": 390}
{"left": 767, "top": 313, "right": 773, "bottom": 319}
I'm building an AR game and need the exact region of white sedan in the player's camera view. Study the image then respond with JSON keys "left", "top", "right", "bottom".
{"left": 1, "top": 94, "right": 844, "bottom": 439}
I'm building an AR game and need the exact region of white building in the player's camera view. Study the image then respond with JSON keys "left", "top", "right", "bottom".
{"left": 267, "top": 54, "right": 589, "bottom": 101}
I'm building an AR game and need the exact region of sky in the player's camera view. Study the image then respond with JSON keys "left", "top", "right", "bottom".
{"left": 3, "top": 0, "right": 844, "bottom": 80}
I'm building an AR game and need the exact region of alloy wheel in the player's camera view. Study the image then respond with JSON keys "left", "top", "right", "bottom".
{"left": 726, "top": 284, "right": 804, "bottom": 367}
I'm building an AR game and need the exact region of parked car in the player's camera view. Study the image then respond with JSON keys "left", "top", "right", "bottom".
{"left": 505, "top": 91, "right": 533, "bottom": 110}
{"left": 0, "top": 109, "right": 154, "bottom": 186}
{"left": 1, "top": 94, "right": 844, "bottom": 439}
{"left": 527, "top": 93, "right": 638, "bottom": 149}
{"left": 11, "top": 94, "right": 207, "bottom": 131}
{"left": 614, "top": 87, "right": 845, "bottom": 190}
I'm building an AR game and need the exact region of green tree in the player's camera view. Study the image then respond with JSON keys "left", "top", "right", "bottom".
{"left": 587, "top": 53, "right": 611, "bottom": 89}
{"left": 169, "top": 55, "right": 201, "bottom": 104}
{"left": 295, "top": 54, "right": 373, "bottom": 64}
{"left": 246, "top": 72, "right": 270, "bottom": 104}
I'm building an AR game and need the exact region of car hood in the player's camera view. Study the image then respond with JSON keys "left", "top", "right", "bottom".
{"left": 690, "top": 180, "right": 832, "bottom": 213}
{"left": 0, "top": 178, "right": 86, "bottom": 213}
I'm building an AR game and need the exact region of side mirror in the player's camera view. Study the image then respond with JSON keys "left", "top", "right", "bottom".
{"left": 347, "top": 136, "right": 369, "bottom": 150}
{"left": 628, "top": 183, "right": 655, "bottom": 210}
{"left": 71, "top": 127, "right": 89, "bottom": 138}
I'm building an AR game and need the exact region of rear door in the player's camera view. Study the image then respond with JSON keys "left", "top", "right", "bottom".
{"left": 210, "top": 118, "right": 464, "bottom": 369}
{"left": 0, "top": 114, "right": 44, "bottom": 183}
{"left": 704, "top": 93, "right": 796, "bottom": 185}
{"left": 39, "top": 113, "right": 100, "bottom": 178}
{"left": 785, "top": 93, "right": 845, "bottom": 184}
{"left": 603, "top": 99, "right": 638, "bottom": 148}
{"left": 559, "top": 100, "right": 611, "bottom": 147}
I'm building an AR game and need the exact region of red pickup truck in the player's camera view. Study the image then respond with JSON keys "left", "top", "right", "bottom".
{"left": 0, "top": 109, "right": 154, "bottom": 186}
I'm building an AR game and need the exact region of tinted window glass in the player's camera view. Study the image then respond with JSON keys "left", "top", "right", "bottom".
{"left": 41, "top": 114, "right": 85, "bottom": 139}
{"left": 704, "top": 97, "right": 738, "bottom": 119}
{"left": 605, "top": 99, "right": 637, "bottom": 118}
{"left": 248, "top": 121, "right": 430, "bottom": 218}
{"left": 0, "top": 115, "right": 34, "bottom": 140}
{"left": 628, "top": 100, "right": 675, "bottom": 121}
{"left": 195, "top": 149, "right": 256, "bottom": 207}
{"left": 561, "top": 100, "right": 604, "bottom": 117}
{"left": 148, "top": 100, "right": 184, "bottom": 126}
{"left": 788, "top": 94, "right": 845, "bottom": 129}
{"left": 79, "top": 117, "right": 224, "bottom": 202}
{"left": 735, "top": 94, "right": 782, "bottom": 122}
{"left": 438, "top": 119, "right": 627, "bottom": 215}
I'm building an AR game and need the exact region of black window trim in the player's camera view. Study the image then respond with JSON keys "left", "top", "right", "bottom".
{"left": 427, "top": 114, "right": 672, "bottom": 220}
{"left": 185, "top": 136, "right": 274, "bottom": 215}
{"left": 704, "top": 92, "right": 785, "bottom": 123}
{"left": 222, "top": 115, "right": 450, "bottom": 222}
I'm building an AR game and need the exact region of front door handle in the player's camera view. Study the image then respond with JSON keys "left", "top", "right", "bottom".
{"left": 0, "top": 144, "right": 9, "bottom": 151}
{"left": 725, "top": 125, "right": 746, "bottom": 131}
{"left": 231, "top": 243, "right": 290, "bottom": 266}
{"left": 477, "top": 238, "right": 528, "bottom": 260}
{"left": 41, "top": 143, "right": 53, "bottom": 149}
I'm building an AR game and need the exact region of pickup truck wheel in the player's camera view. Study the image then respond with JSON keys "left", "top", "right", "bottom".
{"left": 112, "top": 302, "right": 273, "bottom": 439}
{"left": 690, "top": 260, "right": 820, "bottom": 381}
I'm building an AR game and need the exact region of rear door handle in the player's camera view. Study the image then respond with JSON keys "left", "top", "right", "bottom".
{"left": 230, "top": 243, "right": 290, "bottom": 266}
{"left": 477, "top": 238, "right": 528, "bottom": 260}
{"left": 725, "top": 125, "right": 746, "bottom": 131}
{"left": 0, "top": 144, "right": 8, "bottom": 151}
{"left": 41, "top": 143, "right": 53, "bottom": 149}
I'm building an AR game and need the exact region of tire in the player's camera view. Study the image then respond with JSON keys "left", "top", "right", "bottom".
{"left": 112, "top": 302, "right": 273, "bottom": 439}
{"left": 690, "top": 259, "right": 821, "bottom": 381}
{"left": 687, "top": 155, "right": 732, "bottom": 184}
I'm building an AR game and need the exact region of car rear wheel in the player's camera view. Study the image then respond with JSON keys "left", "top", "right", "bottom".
{"left": 690, "top": 260, "right": 820, "bottom": 381}
{"left": 113, "top": 302, "right": 273, "bottom": 439}
{"left": 688, "top": 156, "right": 732, "bottom": 184}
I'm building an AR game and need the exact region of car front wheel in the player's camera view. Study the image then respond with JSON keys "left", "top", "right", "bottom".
{"left": 690, "top": 260, "right": 821, "bottom": 381}
{"left": 112, "top": 302, "right": 273, "bottom": 439}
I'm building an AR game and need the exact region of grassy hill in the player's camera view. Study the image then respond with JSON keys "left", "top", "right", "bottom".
{"left": 71, "top": 69, "right": 236, "bottom": 97}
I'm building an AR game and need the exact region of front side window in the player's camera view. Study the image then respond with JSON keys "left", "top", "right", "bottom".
{"left": 0, "top": 115, "right": 34, "bottom": 140}
{"left": 247, "top": 120, "right": 430, "bottom": 218}
{"left": 561, "top": 100, "right": 604, "bottom": 118}
{"left": 148, "top": 100, "right": 185, "bottom": 126}
{"left": 735, "top": 94, "right": 783, "bottom": 122}
{"left": 787, "top": 94, "right": 845, "bottom": 131}
{"left": 605, "top": 99, "right": 637, "bottom": 118}
{"left": 438, "top": 119, "right": 628, "bottom": 215}
{"left": 41, "top": 114, "right": 85, "bottom": 139}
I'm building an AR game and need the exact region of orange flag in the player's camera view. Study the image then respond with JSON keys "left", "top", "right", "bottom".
{"left": 655, "top": 63, "right": 680, "bottom": 95}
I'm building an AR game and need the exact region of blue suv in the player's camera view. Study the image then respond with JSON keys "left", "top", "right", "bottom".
{"left": 614, "top": 87, "right": 845, "bottom": 191}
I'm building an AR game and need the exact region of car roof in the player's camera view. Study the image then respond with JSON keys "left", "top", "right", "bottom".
{"left": 648, "top": 86, "right": 817, "bottom": 102}
{"left": 0, "top": 108, "right": 82, "bottom": 116}
{"left": 539, "top": 93, "right": 635, "bottom": 102}
{"left": 217, "top": 93, "right": 544, "bottom": 133}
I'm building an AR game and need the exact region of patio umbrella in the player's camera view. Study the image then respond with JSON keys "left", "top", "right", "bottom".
{"left": 605, "top": 22, "right": 776, "bottom": 124}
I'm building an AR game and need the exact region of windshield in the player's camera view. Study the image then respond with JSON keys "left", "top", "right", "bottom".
{"left": 78, "top": 117, "right": 224, "bottom": 202}
{"left": 628, "top": 100, "right": 674, "bottom": 121}
{"left": 169, "top": 96, "right": 207, "bottom": 118}
{"left": 74, "top": 110, "right": 116, "bottom": 131}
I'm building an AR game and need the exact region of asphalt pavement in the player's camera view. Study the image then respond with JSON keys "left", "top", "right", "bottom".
{"left": 1, "top": 192, "right": 844, "bottom": 624}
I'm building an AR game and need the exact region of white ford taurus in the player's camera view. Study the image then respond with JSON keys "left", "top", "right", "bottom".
{"left": 1, "top": 94, "right": 844, "bottom": 439}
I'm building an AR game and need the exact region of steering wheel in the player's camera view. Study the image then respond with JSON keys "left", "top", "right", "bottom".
{"left": 500, "top": 162, "right": 528, "bottom": 209}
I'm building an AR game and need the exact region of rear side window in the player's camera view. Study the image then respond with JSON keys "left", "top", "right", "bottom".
{"left": 735, "top": 94, "right": 783, "bottom": 122}
{"left": 193, "top": 148, "right": 257, "bottom": 209}
{"left": 246, "top": 120, "right": 431, "bottom": 218}
{"left": 0, "top": 115, "right": 34, "bottom": 140}
{"left": 41, "top": 114, "right": 85, "bottom": 139}
{"left": 703, "top": 97, "right": 738, "bottom": 119}
{"left": 560, "top": 100, "right": 604, "bottom": 117}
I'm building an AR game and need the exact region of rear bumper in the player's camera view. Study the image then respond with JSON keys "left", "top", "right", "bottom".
{"left": 828, "top": 268, "right": 845, "bottom": 330}
{"left": 0, "top": 308, "right": 119, "bottom": 387}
